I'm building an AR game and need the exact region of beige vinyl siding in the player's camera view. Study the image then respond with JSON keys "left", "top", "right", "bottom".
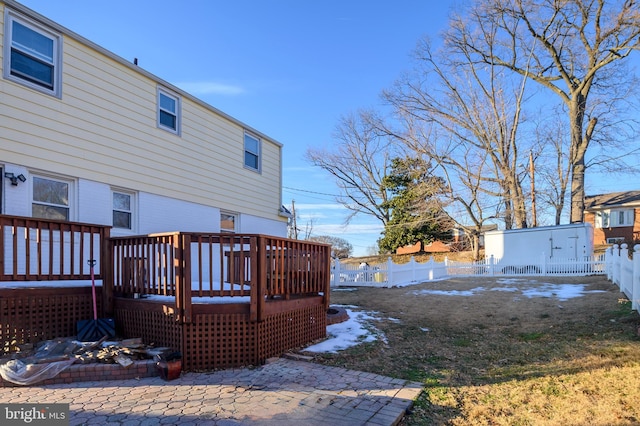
{"left": 1, "top": 2, "right": 283, "bottom": 221}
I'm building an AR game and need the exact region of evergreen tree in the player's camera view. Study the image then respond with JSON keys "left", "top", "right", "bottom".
{"left": 378, "top": 157, "right": 450, "bottom": 253}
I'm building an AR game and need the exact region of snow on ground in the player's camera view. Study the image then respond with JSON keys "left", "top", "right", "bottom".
{"left": 306, "top": 278, "right": 607, "bottom": 353}
{"left": 411, "top": 278, "right": 606, "bottom": 302}
{"left": 304, "top": 307, "right": 387, "bottom": 353}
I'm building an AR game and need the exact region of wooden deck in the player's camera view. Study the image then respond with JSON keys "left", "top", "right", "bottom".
{"left": 0, "top": 215, "right": 331, "bottom": 370}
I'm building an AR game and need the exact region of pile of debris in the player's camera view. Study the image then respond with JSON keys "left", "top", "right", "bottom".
{"left": 0, "top": 337, "right": 179, "bottom": 385}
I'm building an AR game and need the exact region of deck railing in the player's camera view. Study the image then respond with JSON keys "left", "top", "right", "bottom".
{"left": 110, "top": 232, "right": 331, "bottom": 323}
{"left": 0, "top": 215, "right": 110, "bottom": 281}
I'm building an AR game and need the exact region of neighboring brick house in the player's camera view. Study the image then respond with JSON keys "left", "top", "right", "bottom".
{"left": 584, "top": 191, "right": 640, "bottom": 245}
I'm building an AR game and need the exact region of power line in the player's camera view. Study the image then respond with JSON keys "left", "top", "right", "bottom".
{"left": 282, "top": 186, "right": 339, "bottom": 197}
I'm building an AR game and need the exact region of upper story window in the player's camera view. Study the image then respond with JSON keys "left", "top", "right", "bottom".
{"left": 32, "top": 175, "right": 72, "bottom": 221}
{"left": 112, "top": 190, "right": 135, "bottom": 230}
{"left": 244, "top": 132, "right": 261, "bottom": 172}
{"left": 158, "top": 88, "right": 181, "bottom": 134}
{"left": 595, "top": 209, "right": 634, "bottom": 228}
{"left": 4, "top": 11, "right": 62, "bottom": 97}
{"left": 220, "top": 212, "right": 238, "bottom": 233}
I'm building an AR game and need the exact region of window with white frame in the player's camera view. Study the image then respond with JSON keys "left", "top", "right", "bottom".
{"left": 32, "top": 176, "right": 72, "bottom": 220}
{"left": 158, "top": 88, "right": 180, "bottom": 133}
{"left": 112, "top": 190, "right": 135, "bottom": 230}
{"left": 220, "top": 212, "right": 238, "bottom": 233}
{"left": 595, "top": 209, "right": 634, "bottom": 228}
{"left": 244, "top": 132, "right": 261, "bottom": 172}
{"left": 4, "top": 11, "right": 61, "bottom": 96}
{"left": 606, "top": 237, "right": 625, "bottom": 244}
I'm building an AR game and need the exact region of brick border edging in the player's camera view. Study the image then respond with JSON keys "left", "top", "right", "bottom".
{"left": 0, "top": 360, "right": 159, "bottom": 387}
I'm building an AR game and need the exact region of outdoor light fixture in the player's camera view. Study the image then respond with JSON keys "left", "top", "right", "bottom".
{"left": 4, "top": 172, "right": 26, "bottom": 186}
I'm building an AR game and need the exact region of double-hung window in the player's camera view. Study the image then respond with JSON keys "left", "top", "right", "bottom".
{"left": 32, "top": 176, "right": 72, "bottom": 221}
{"left": 244, "top": 132, "right": 261, "bottom": 172}
{"left": 158, "top": 88, "right": 180, "bottom": 134}
{"left": 4, "top": 11, "right": 61, "bottom": 97}
{"left": 112, "top": 190, "right": 135, "bottom": 231}
{"left": 595, "top": 209, "right": 634, "bottom": 228}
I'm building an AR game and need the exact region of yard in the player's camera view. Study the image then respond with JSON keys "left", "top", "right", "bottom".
{"left": 303, "top": 275, "right": 640, "bottom": 425}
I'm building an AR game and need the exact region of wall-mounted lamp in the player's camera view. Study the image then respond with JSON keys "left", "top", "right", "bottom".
{"left": 4, "top": 172, "right": 27, "bottom": 186}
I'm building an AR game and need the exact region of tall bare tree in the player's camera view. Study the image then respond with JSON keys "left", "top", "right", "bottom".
{"left": 530, "top": 108, "right": 572, "bottom": 225}
{"left": 305, "top": 110, "right": 397, "bottom": 227}
{"left": 383, "top": 38, "right": 532, "bottom": 231}
{"left": 447, "top": 0, "right": 640, "bottom": 223}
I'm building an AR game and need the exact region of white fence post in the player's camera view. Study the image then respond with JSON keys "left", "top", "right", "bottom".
{"left": 611, "top": 244, "right": 620, "bottom": 286}
{"left": 387, "top": 257, "right": 393, "bottom": 287}
{"left": 332, "top": 258, "right": 341, "bottom": 287}
{"left": 428, "top": 256, "right": 434, "bottom": 280}
{"left": 410, "top": 256, "right": 416, "bottom": 282}
{"left": 620, "top": 244, "right": 632, "bottom": 298}
{"left": 633, "top": 245, "right": 640, "bottom": 311}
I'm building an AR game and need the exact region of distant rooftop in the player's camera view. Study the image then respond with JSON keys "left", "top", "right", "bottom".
{"left": 584, "top": 191, "right": 640, "bottom": 209}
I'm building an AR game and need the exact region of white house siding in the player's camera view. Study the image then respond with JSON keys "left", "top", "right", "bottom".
{"left": 0, "top": 1, "right": 286, "bottom": 233}
{"left": 1, "top": 161, "right": 287, "bottom": 238}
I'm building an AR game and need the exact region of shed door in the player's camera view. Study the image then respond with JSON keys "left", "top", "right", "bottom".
{"left": 550, "top": 229, "right": 579, "bottom": 259}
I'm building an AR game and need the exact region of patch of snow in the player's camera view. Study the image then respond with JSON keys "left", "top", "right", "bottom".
{"left": 409, "top": 280, "right": 606, "bottom": 302}
{"left": 520, "top": 283, "right": 606, "bottom": 301}
{"left": 490, "top": 287, "right": 519, "bottom": 293}
{"left": 0, "top": 280, "right": 102, "bottom": 288}
{"left": 411, "top": 287, "right": 486, "bottom": 297}
{"left": 303, "top": 308, "right": 385, "bottom": 353}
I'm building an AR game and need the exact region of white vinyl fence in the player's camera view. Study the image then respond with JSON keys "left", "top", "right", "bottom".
{"left": 332, "top": 246, "right": 640, "bottom": 312}
{"left": 605, "top": 244, "right": 640, "bottom": 312}
{"left": 331, "top": 253, "right": 606, "bottom": 288}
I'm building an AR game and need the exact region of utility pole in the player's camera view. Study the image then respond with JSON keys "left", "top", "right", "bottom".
{"left": 289, "top": 199, "right": 298, "bottom": 239}
{"left": 529, "top": 151, "right": 537, "bottom": 227}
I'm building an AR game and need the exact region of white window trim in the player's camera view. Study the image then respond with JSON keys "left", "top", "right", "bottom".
{"left": 606, "top": 237, "right": 626, "bottom": 244}
{"left": 31, "top": 173, "right": 75, "bottom": 221}
{"left": 3, "top": 9, "right": 62, "bottom": 98}
{"left": 157, "top": 87, "right": 181, "bottom": 135}
{"left": 111, "top": 189, "right": 137, "bottom": 232}
{"left": 244, "top": 131, "right": 261, "bottom": 173}
{"left": 595, "top": 209, "right": 634, "bottom": 228}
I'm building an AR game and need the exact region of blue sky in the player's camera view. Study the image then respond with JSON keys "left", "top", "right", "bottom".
{"left": 17, "top": 0, "right": 454, "bottom": 256}
{"left": 16, "top": 1, "right": 638, "bottom": 256}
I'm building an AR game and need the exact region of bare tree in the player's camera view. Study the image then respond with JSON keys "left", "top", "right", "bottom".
{"left": 381, "top": 118, "right": 503, "bottom": 259}
{"left": 307, "top": 235, "right": 353, "bottom": 258}
{"left": 530, "top": 108, "right": 572, "bottom": 225}
{"left": 382, "top": 37, "right": 532, "bottom": 231}
{"left": 305, "top": 110, "right": 397, "bottom": 227}
{"left": 447, "top": 0, "right": 640, "bottom": 223}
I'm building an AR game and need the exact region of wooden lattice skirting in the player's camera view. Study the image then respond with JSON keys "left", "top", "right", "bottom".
{"left": 0, "top": 290, "right": 326, "bottom": 370}
{"left": 114, "top": 296, "right": 327, "bottom": 371}
{"left": 0, "top": 287, "right": 100, "bottom": 352}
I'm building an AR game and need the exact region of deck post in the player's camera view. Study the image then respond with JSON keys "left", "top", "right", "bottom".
{"left": 252, "top": 235, "right": 267, "bottom": 322}
{"left": 323, "top": 244, "right": 331, "bottom": 311}
{"left": 102, "top": 227, "right": 114, "bottom": 316}
{"left": 181, "top": 233, "right": 193, "bottom": 324}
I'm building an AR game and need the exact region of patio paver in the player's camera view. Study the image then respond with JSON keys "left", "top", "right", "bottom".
{"left": 0, "top": 358, "right": 423, "bottom": 425}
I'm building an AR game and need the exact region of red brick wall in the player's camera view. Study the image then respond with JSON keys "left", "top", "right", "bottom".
{"left": 585, "top": 210, "right": 639, "bottom": 245}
